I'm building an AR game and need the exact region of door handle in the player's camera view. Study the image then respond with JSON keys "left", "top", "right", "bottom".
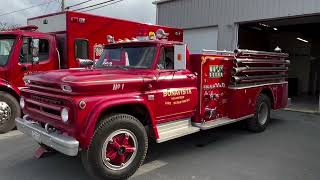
{"left": 187, "top": 74, "right": 195, "bottom": 78}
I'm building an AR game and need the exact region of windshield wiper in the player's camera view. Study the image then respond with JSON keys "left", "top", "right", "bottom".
{"left": 97, "top": 65, "right": 129, "bottom": 70}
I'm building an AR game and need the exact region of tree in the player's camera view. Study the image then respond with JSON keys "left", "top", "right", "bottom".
{"left": 0, "top": 22, "right": 21, "bottom": 31}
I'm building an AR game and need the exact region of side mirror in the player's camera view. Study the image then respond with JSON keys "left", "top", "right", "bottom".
{"left": 31, "top": 39, "right": 39, "bottom": 64}
{"left": 78, "top": 59, "right": 94, "bottom": 67}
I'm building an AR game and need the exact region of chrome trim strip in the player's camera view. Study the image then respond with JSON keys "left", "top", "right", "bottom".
{"left": 229, "top": 82, "right": 288, "bottom": 90}
{"left": 193, "top": 114, "right": 254, "bottom": 130}
{"left": 15, "top": 116, "right": 79, "bottom": 156}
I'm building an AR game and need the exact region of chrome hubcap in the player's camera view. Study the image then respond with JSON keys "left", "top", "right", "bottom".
{"left": 101, "top": 129, "right": 138, "bottom": 171}
{"left": 258, "top": 102, "right": 268, "bottom": 125}
{"left": 0, "top": 101, "right": 11, "bottom": 125}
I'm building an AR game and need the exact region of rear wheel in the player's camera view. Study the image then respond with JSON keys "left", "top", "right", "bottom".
{"left": 247, "top": 94, "right": 271, "bottom": 132}
{"left": 82, "top": 114, "right": 148, "bottom": 180}
{"left": 0, "top": 92, "right": 20, "bottom": 134}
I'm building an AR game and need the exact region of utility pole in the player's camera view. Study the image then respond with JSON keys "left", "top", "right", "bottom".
{"left": 61, "top": 0, "right": 65, "bottom": 12}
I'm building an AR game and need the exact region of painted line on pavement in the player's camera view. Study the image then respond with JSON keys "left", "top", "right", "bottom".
{"left": 0, "top": 130, "right": 23, "bottom": 140}
{"left": 131, "top": 160, "right": 168, "bottom": 178}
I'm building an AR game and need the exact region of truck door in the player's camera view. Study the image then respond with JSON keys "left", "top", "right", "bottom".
{"left": 15, "top": 35, "right": 57, "bottom": 87}
{"left": 155, "top": 45, "right": 198, "bottom": 123}
{"left": 30, "top": 36, "right": 58, "bottom": 72}
{"left": 15, "top": 37, "right": 35, "bottom": 87}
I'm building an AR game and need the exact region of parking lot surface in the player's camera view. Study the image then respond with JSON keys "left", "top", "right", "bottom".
{"left": 0, "top": 110, "right": 319, "bottom": 180}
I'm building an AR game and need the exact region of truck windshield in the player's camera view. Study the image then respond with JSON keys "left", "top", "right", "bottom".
{"left": 0, "top": 36, "right": 15, "bottom": 66}
{"left": 95, "top": 46, "right": 156, "bottom": 69}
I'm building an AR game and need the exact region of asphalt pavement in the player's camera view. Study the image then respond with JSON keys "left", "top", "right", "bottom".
{"left": 0, "top": 110, "right": 319, "bottom": 180}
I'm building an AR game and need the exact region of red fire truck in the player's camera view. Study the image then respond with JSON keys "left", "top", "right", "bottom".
{"left": 0, "top": 11, "right": 183, "bottom": 133}
{"left": 15, "top": 31, "right": 289, "bottom": 180}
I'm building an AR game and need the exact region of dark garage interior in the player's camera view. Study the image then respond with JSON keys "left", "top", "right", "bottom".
{"left": 238, "top": 16, "right": 320, "bottom": 112}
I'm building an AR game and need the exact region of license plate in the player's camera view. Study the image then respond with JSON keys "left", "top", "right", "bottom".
{"left": 31, "top": 131, "right": 41, "bottom": 142}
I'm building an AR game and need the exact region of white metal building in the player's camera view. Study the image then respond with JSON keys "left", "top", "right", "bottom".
{"left": 155, "top": 0, "right": 320, "bottom": 112}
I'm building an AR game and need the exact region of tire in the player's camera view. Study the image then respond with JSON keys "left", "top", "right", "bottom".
{"left": 0, "top": 92, "right": 21, "bottom": 134}
{"left": 247, "top": 94, "right": 271, "bottom": 132}
{"left": 82, "top": 114, "right": 148, "bottom": 180}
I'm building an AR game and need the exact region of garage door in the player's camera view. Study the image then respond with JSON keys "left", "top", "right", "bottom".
{"left": 184, "top": 27, "right": 218, "bottom": 54}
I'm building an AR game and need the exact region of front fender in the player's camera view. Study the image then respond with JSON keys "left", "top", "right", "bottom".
{"left": 0, "top": 78, "right": 21, "bottom": 97}
{"left": 80, "top": 96, "right": 157, "bottom": 148}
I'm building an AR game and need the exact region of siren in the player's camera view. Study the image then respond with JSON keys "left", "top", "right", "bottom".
{"left": 155, "top": 29, "right": 169, "bottom": 39}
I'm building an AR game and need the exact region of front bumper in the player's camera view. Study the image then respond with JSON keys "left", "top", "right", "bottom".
{"left": 15, "top": 116, "right": 79, "bottom": 156}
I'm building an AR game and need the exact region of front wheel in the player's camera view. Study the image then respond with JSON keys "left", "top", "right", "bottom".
{"left": 247, "top": 94, "right": 271, "bottom": 132}
{"left": 82, "top": 114, "right": 148, "bottom": 180}
{"left": 0, "top": 92, "right": 21, "bottom": 134}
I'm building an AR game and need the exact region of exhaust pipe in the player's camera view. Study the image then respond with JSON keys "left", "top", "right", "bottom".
{"left": 232, "top": 74, "right": 287, "bottom": 83}
{"left": 232, "top": 67, "right": 288, "bottom": 74}
{"left": 234, "top": 58, "right": 290, "bottom": 65}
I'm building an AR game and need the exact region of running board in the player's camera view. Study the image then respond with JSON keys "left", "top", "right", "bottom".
{"left": 193, "top": 114, "right": 254, "bottom": 130}
{"left": 156, "top": 118, "right": 200, "bottom": 143}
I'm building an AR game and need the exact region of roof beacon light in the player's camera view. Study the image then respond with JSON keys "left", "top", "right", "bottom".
{"left": 149, "top": 32, "right": 156, "bottom": 40}
{"left": 107, "top": 35, "right": 115, "bottom": 43}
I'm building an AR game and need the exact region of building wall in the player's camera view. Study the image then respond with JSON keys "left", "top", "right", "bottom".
{"left": 156, "top": 0, "right": 320, "bottom": 50}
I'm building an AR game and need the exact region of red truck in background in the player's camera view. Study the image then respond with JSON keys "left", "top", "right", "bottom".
{"left": 0, "top": 11, "right": 183, "bottom": 133}
{"left": 15, "top": 31, "right": 289, "bottom": 180}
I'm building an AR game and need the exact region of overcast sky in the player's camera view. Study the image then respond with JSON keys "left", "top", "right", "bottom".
{"left": 0, "top": 0, "right": 156, "bottom": 26}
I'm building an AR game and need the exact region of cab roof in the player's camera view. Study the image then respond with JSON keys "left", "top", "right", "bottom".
{"left": 0, "top": 29, "right": 54, "bottom": 37}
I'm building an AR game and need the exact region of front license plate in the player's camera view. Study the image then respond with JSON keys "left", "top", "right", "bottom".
{"left": 31, "top": 130, "right": 41, "bottom": 142}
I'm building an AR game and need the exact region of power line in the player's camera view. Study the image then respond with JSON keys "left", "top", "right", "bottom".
{"left": 44, "top": 0, "right": 52, "bottom": 14}
{"left": 72, "top": 0, "right": 118, "bottom": 11}
{"left": 0, "top": 0, "right": 57, "bottom": 17}
{"left": 81, "top": 0, "right": 124, "bottom": 12}
{"left": 65, "top": 0, "right": 95, "bottom": 10}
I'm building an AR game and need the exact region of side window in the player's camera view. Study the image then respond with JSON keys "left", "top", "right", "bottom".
{"left": 75, "top": 39, "right": 89, "bottom": 59}
{"left": 19, "top": 37, "right": 32, "bottom": 64}
{"left": 38, "top": 39, "right": 49, "bottom": 61}
{"left": 19, "top": 38, "right": 50, "bottom": 63}
{"left": 157, "top": 47, "right": 174, "bottom": 70}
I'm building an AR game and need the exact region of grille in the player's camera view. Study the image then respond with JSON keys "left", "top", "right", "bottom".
{"left": 30, "top": 95, "right": 63, "bottom": 106}
{"left": 26, "top": 95, "right": 64, "bottom": 119}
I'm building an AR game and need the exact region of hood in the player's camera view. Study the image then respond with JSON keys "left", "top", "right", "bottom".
{"left": 25, "top": 68, "right": 154, "bottom": 94}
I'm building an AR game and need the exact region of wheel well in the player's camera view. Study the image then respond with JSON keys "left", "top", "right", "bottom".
{"left": 98, "top": 104, "right": 151, "bottom": 127}
{"left": 0, "top": 86, "right": 19, "bottom": 101}
{"left": 260, "top": 88, "right": 274, "bottom": 108}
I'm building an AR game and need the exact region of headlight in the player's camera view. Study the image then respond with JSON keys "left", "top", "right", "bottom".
{"left": 20, "top": 97, "right": 25, "bottom": 109}
{"left": 61, "top": 108, "right": 69, "bottom": 123}
{"left": 61, "top": 85, "right": 72, "bottom": 92}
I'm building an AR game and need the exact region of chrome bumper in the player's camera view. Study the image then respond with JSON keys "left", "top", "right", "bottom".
{"left": 15, "top": 116, "right": 79, "bottom": 156}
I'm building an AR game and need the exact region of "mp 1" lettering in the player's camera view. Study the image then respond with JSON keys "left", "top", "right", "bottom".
{"left": 112, "top": 84, "right": 125, "bottom": 91}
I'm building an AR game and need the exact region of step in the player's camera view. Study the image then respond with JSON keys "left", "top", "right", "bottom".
{"left": 156, "top": 118, "right": 200, "bottom": 143}
{"left": 193, "top": 114, "right": 254, "bottom": 130}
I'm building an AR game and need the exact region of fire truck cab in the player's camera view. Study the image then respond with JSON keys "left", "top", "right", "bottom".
{"left": 0, "top": 11, "right": 183, "bottom": 133}
{"left": 16, "top": 31, "right": 289, "bottom": 180}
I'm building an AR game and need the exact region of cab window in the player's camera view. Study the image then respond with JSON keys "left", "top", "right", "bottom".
{"left": 19, "top": 38, "right": 31, "bottom": 63}
{"left": 38, "top": 39, "right": 49, "bottom": 61}
{"left": 75, "top": 39, "right": 89, "bottom": 59}
{"left": 19, "top": 38, "right": 50, "bottom": 63}
{"left": 157, "top": 47, "right": 174, "bottom": 70}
